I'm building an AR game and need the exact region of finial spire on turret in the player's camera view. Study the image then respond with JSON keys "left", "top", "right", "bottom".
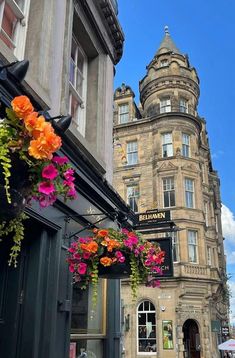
{"left": 155, "top": 26, "right": 181, "bottom": 55}
{"left": 164, "top": 25, "right": 169, "bottom": 35}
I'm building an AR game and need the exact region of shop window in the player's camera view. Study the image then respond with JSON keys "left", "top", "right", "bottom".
{"left": 160, "top": 97, "right": 171, "bottom": 113}
{"left": 185, "top": 178, "right": 194, "bottom": 208}
{"left": 0, "top": 0, "right": 30, "bottom": 58}
{"left": 127, "top": 185, "right": 139, "bottom": 212}
{"left": 69, "top": 35, "right": 87, "bottom": 136}
{"left": 188, "top": 230, "right": 198, "bottom": 263}
{"left": 119, "top": 103, "right": 129, "bottom": 123}
{"left": 162, "top": 132, "right": 173, "bottom": 157}
{"left": 70, "top": 282, "right": 106, "bottom": 358}
{"left": 127, "top": 140, "right": 138, "bottom": 165}
{"left": 137, "top": 300, "right": 157, "bottom": 353}
{"left": 182, "top": 133, "right": 190, "bottom": 157}
{"left": 163, "top": 177, "right": 175, "bottom": 208}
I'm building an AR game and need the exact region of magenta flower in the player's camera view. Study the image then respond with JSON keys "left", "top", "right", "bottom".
{"left": 42, "top": 164, "right": 58, "bottom": 180}
{"left": 52, "top": 156, "right": 69, "bottom": 165}
{"left": 69, "top": 264, "right": 75, "bottom": 273}
{"left": 38, "top": 181, "right": 55, "bottom": 195}
{"left": 83, "top": 252, "right": 91, "bottom": 259}
{"left": 64, "top": 168, "right": 75, "bottom": 182}
{"left": 77, "top": 262, "right": 87, "bottom": 275}
{"left": 67, "top": 187, "right": 77, "bottom": 198}
{"left": 38, "top": 194, "right": 56, "bottom": 208}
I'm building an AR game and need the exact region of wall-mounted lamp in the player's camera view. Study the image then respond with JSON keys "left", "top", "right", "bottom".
{"left": 51, "top": 115, "right": 72, "bottom": 133}
{"left": 41, "top": 113, "right": 72, "bottom": 133}
{"left": 125, "top": 314, "right": 130, "bottom": 332}
{"left": 0, "top": 60, "right": 29, "bottom": 82}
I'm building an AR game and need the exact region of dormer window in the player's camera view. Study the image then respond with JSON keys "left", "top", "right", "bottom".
{"left": 160, "top": 59, "right": 168, "bottom": 67}
{"left": 160, "top": 97, "right": 171, "bottom": 113}
{"left": 179, "top": 98, "right": 188, "bottom": 113}
{"left": 119, "top": 103, "right": 129, "bottom": 123}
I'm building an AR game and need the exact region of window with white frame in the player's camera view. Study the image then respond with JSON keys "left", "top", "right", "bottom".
{"left": 118, "top": 103, "right": 129, "bottom": 123}
{"left": 127, "top": 185, "right": 139, "bottom": 212}
{"left": 127, "top": 141, "right": 138, "bottom": 165}
{"left": 160, "top": 59, "right": 168, "bottom": 67}
{"left": 163, "top": 177, "right": 175, "bottom": 208}
{"left": 0, "top": 0, "right": 30, "bottom": 58}
{"left": 188, "top": 230, "right": 198, "bottom": 263}
{"left": 160, "top": 97, "right": 171, "bottom": 113}
{"left": 166, "top": 231, "right": 179, "bottom": 262}
{"left": 185, "top": 178, "right": 194, "bottom": 208}
{"left": 137, "top": 300, "right": 157, "bottom": 353}
{"left": 69, "top": 36, "right": 87, "bottom": 136}
{"left": 162, "top": 132, "right": 173, "bottom": 157}
{"left": 182, "top": 133, "right": 190, "bottom": 157}
{"left": 207, "top": 246, "right": 212, "bottom": 266}
{"left": 179, "top": 98, "right": 188, "bottom": 113}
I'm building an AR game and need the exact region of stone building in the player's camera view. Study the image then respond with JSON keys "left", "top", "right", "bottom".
{"left": 0, "top": 1, "right": 135, "bottom": 358}
{"left": 113, "top": 27, "right": 229, "bottom": 358}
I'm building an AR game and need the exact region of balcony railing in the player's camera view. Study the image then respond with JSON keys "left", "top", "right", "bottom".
{"left": 146, "top": 104, "right": 196, "bottom": 117}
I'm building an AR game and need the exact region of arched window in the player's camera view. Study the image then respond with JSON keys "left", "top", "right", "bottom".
{"left": 137, "top": 300, "right": 157, "bottom": 353}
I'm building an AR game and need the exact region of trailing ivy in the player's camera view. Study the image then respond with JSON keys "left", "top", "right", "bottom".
{"left": 0, "top": 212, "right": 28, "bottom": 267}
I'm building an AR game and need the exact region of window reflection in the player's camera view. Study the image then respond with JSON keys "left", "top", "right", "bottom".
{"left": 71, "top": 281, "right": 104, "bottom": 334}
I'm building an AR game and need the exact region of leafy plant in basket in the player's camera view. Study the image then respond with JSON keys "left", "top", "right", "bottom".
{"left": 67, "top": 228, "right": 165, "bottom": 307}
{"left": 0, "top": 95, "right": 77, "bottom": 266}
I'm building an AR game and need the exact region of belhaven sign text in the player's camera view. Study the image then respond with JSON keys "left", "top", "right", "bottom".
{"left": 137, "top": 210, "right": 171, "bottom": 224}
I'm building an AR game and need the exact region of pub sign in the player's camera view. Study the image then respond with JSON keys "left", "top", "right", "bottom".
{"left": 149, "top": 237, "right": 173, "bottom": 278}
{"left": 137, "top": 210, "right": 171, "bottom": 225}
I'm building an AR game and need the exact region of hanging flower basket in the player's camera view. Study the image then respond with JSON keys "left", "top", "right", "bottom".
{"left": 0, "top": 95, "right": 77, "bottom": 266}
{"left": 67, "top": 228, "right": 165, "bottom": 307}
{"left": 98, "top": 258, "right": 131, "bottom": 279}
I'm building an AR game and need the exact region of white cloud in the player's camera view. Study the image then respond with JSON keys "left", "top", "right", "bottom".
{"left": 221, "top": 204, "right": 235, "bottom": 244}
{"left": 211, "top": 150, "right": 224, "bottom": 159}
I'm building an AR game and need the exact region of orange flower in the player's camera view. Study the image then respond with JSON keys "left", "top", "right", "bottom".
{"left": 24, "top": 112, "right": 38, "bottom": 133}
{"left": 100, "top": 257, "right": 113, "bottom": 267}
{"left": 97, "top": 229, "right": 109, "bottom": 237}
{"left": 31, "top": 115, "right": 49, "bottom": 139}
{"left": 11, "top": 95, "right": 34, "bottom": 119}
{"left": 107, "top": 239, "right": 121, "bottom": 252}
{"left": 81, "top": 241, "right": 98, "bottom": 254}
{"left": 28, "top": 123, "right": 62, "bottom": 160}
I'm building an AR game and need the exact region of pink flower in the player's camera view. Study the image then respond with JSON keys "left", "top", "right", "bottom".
{"left": 38, "top": 194, "right": 57, "bottom": 207}
{"left": 77, "top": 262, "right": 87, "bottom": 275}
{"left": 69, "top": 264, "right": 75, "bottom": 273}
{"left": 52, "top": 156, "right": 69, "bottom": 165}
{"left": 42, "top": 164, "right": 58, "bottom": 180}
{"left": 115, "top": 251, "right": 126, "bottom": 263}
{"left": 83, "top": 252, "right": 91, "bottom": 259}
{"left": 74, "top": 253, "right": 81, "bottom": 260}
{"left": 64, "top": 168, "right": 75, "bottom": 182}
{"left": 67, "top": 187, "right": 77, "bottom": 198}
{"left": 38, "top": 181, "right": 55, "bottom": 195}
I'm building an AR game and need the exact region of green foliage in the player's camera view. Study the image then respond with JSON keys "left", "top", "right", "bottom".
{"left": 0, "top": 212, "right": 28, "bottom": 267}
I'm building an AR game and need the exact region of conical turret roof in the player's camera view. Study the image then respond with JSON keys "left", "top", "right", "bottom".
{"left": 156, "top": 26, "right": 181, "bottom": 55}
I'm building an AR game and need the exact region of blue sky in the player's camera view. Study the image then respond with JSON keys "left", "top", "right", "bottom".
{"left": 115, "top": 0, "right": 235, "bottom": 325}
